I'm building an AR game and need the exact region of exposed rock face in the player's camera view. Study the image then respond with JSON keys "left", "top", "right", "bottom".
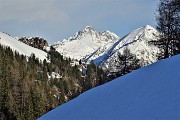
{"left": 19, "top": 37, "right": 48, "bottom": 50}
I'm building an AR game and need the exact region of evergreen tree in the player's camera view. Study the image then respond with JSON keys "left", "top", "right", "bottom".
{"left": 116, "top": 48, "right": 141, "bottom": 77}
{"left": 156, "top": 0, "right": 180, "bottom": 59}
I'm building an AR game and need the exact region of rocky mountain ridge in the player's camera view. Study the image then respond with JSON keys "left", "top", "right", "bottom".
{"left": 52, "top": 26, "right": 120, "bottom": 60}
{"left": 18, "top": 37, "right": 48, "bottom": 50}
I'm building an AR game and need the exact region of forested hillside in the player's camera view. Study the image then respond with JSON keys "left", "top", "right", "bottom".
{"left": 0, "top": 45, "right": 107, "bottom": 120}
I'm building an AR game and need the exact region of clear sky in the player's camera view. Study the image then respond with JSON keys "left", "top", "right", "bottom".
{"left": 0, "top": 0, "right": 159, "bottom": 45}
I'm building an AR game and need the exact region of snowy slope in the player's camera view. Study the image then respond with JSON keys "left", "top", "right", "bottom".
{"left": 38, "top": 55, "right": 180, "bottom": 120}
{"left": 87, "top": 25, "right": 160, "bottom": 71}
{"left": 52, "top": 26, "right": 119, "bottom": 60}
{"left": 83, "top": 39, "right": 117, "bottom": 63}
{"left": 0, "top": 32, "right": 48, "bottom": 61}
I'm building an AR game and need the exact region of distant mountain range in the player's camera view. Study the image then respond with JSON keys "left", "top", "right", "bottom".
{"left": 52, "top": 25, "right": 160, "bottom": 72}
{"left": 0, "top": 25, "right": 160, "bottom": 72}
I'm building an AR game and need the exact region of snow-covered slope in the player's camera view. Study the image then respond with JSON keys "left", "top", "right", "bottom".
{"left": 83, "top": 39, "right": 116, "bottom": 63}
{"left": 38, "top": 54, "right": 180, "bottom": 120}
{"left": 0, "top": 32, "right": 48, "bottom": 61}
{"left": 52, "top": 26, "right": 119, "bottom": 60}
{"left": 86, "top": 25, "right": 160, "bottom": 71}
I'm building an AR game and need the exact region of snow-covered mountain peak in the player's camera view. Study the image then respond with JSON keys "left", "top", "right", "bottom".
{"left": 119, "top": 25, "right": 158, "bottom": 44}
{"left": 52, "top": 27, "right": 119, "bottom": 60}
{"left": 84, "top": 25, "right": 160, "bottom": 72}
{"left": 144, "top": 24, "right": 155, "bottom": 30}
{"left": 107, "top": 25, "right": 159, "bottom": 68}
{"left": 83, "top": 26, "right": 95, "bottom": 33}
{"left": 143, "top": 25, "right": 159, "bottom": 38}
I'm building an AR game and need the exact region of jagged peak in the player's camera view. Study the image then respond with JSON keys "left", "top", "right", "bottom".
{"left": 20, "top": 36, "right": 43, "bottom": 39}
{"left": 143, "top": 25, "right": 156, "bottom": 31}
{"left": 53, "top": 26, "right": 120, "bottom": 47}
{"left": 83, "top": 26, "right": 95, "bottom": 33}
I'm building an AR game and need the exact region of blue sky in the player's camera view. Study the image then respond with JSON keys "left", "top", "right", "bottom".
{"left": 0, "top": 0, "right": 159, "bottom": 44}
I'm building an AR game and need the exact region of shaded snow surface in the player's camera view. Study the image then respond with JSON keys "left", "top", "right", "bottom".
{"left": 38, "top": 55, "right": 180, "bottom": 120}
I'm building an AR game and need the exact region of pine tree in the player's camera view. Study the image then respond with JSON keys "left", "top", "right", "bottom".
{"left": 116, "top": 48, "right": 141, "bottom": 77}
{"left": 156, "top": 0, "right": 180, "bottom": 59}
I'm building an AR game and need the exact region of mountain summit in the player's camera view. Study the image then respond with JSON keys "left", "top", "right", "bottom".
{"left": 86, "top": 25, "right": 160, "bottom": 72}
{"left": 52, "top": 26, "right": 119, "bottom": 60}
{"left": 83, "top": 26, "right": 95, "bottom": 33}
